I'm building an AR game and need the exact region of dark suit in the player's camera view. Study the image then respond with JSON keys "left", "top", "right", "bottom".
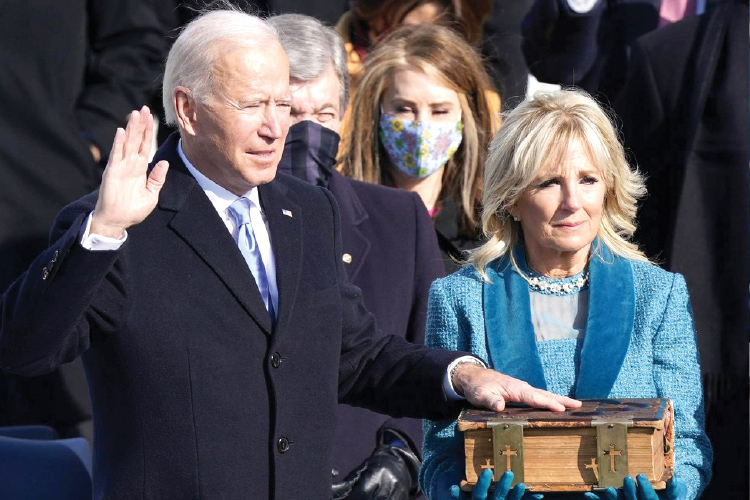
{"left": 614, "top": 3, "right": 749, "bottom": 497}
{"left": 0, "top": 135, "right": 464, "bottom": 499}
{"left": 327, "top": 171, "right": 444, "bottom": 487}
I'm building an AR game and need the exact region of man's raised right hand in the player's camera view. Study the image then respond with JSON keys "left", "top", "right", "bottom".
{"left": 90, "top": 106, "right": 169, "bottom": 239}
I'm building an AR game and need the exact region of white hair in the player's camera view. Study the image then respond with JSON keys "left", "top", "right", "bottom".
{"left": 162, "top": 9, "right": 280, "bottom": 125}
{"left": 268, "top": 14, "right": 350, "bottom": 112}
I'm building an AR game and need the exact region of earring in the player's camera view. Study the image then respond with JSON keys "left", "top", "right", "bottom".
{"left": 512, "top": 215, "right": 520, "bottom": 222}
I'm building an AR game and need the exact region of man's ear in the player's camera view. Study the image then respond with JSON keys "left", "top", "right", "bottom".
{"left": 174, "top": 87, "right": 198, "bottom": 137}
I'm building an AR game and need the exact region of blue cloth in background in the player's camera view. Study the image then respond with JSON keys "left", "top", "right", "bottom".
{"left": 0, "top": 434, "right": 92, "bottom": 499}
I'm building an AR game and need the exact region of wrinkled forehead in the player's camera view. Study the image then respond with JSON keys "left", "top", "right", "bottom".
{"left": 209, "top": 42, "right": 290, "bottom": 96}
{"left": 290, "top": 63, "right": 339, "bottom": 98}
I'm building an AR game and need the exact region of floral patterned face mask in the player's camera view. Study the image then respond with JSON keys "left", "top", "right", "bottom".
{"left": 378, "top": 112, "right": 463, "bottom": 179}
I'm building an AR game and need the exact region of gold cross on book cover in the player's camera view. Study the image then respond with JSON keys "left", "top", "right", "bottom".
{"left": 457, "top": 398, "right": 674, "bottom": 492}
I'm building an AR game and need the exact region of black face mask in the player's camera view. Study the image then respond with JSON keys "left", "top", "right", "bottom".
{"left": 278, "top": 121, "right": 340, "bottom": 188}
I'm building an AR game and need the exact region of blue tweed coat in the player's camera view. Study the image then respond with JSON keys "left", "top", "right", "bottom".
{"left": 419, "top": 245, "right": 712, "bottom": 500}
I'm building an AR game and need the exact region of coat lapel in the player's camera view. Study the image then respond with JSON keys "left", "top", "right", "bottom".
{"left": 483, "top": 250, "right": 547, "bottom": 390}
{"left": 157, "top": 136, "right": 273, "bottom": 335}
{"left": 574, "top": 243, "right": 634, "bottom": 398}
{"left": 258, "top": 178, "right": 302, "bottom": 333}
{"left": 327, "top": 172, "right": 370, "bottom": 282}
{"left": 482, "top": 243, "right": 635, "bottom": 397}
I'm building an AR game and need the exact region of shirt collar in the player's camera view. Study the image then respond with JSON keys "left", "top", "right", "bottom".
{"left": 177, "top": 139, "right": 261, "bottom": 213}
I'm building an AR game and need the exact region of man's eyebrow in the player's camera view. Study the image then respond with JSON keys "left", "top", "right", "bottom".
{"left": 314, "top": 102, "right": 338, "bottom": 112}
{"left": 233, "top": 94, "right": 265, "bottom": 107}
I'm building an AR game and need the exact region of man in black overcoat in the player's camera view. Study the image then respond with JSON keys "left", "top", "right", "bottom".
{"left": 0, "top": 9, "right": 578, "bottom": 499}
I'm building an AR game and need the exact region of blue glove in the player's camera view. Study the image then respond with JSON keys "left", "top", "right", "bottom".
{"left": 583, "top": 473, "right": 687, "bottom": 500}
{"left": 450, "top": 469, "right": 544, "bottom": 500}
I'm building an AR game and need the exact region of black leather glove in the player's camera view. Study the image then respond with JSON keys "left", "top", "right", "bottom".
{"left": 331, "top": 428, "right": 421, "bottom": 500}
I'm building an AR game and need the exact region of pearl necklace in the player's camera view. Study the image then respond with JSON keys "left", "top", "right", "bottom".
{"left": 517, "top": 266, "right": 590, "bottom": 296}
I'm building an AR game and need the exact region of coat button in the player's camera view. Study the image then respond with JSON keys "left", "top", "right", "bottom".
{"left": 342, "top": 253, "right": 352, "bottom": 264}
{"left": 277, "top": 437, "right": 290, "bottom": 453}
{"left": 271, "top": 352, "right": 281, "bottom": 368}
{"left": 42, "top": 267, "right": 49, "bottom": 280}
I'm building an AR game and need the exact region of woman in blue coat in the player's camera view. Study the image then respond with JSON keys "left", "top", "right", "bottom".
{"left": 419, "top": 89, "right": 712, "bottom": 500}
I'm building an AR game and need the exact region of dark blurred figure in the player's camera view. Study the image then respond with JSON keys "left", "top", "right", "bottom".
{"left": 0, "top": 0, "right": 166, "bottom": 438}
{"left": 521, "top": 0, "right": 719, "bottom": 103}
{"left": 481, "top": 0, "right": 534, "bottom": 110}
{"left": 236, "top": 0, "right": 348, "bottom": 26}
{"left": 615, "top": 1, "right": 749, "bottom": 497}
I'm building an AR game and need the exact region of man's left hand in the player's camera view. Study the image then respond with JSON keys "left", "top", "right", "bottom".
{"left": 451, "top": 363, "right": 581, "bottom": 412}
{"left": 331, "top": 429, "right": 419, "bottom": 500}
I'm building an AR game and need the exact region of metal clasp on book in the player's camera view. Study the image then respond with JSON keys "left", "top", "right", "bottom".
{"left": 591, "top": 418, "right": 633, "bottom": 489}
{"left": 487, "top": 421, "right": 526, "bottom": 487}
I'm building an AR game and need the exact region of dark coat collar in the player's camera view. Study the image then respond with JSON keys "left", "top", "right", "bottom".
{"left": 482, "top": 241, "right": 635, "bottom": 398}
{"left": 326, "top": 171, "right": 370, "bottom": 282}
{"left": 153, "top": 134, "right": 302, "bottom": 336}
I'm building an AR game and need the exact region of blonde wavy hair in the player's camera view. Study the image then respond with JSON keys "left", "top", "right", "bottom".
{"left": 470, "top": 89, "right": 649, "bottom": 281}
{"left": 338, "top": 23, "right": 495, "bottom": 232}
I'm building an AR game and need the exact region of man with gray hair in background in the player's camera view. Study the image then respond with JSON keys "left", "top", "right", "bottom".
{"left": 0, "top": 8, "right": 580, "bottom": 498}
{"left": 269, "top": 13, "right": 440, "bottom": 500}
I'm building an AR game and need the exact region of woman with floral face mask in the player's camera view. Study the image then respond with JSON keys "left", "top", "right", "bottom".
{"left": 339, "top": 24, "right": 498, "bottom": 273}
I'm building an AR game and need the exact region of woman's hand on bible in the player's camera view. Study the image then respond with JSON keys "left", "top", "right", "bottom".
{"left": 450, "top": 469, "right": 543, "bottom": 500}
{"left": 583, "top": 474, "right": 687, "bottom": 500}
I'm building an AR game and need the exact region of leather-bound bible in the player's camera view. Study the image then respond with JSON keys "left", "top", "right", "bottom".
{"left": 458, "top": 398, "right": 674, "bottom": 492}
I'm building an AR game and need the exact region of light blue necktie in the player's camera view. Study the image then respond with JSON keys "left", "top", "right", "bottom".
{"left": 228, "top": 197, "right": 275, "bottom": 320}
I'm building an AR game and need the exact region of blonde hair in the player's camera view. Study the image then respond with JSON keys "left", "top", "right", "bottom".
{"left": 339, "top": 23, "right": 495, "bottom": 231}
{"left": 470, "top": 89, "right": 649, "bottom": 281}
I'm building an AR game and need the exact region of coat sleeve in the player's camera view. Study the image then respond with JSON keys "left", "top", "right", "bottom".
{"left": 0, "top": 194, "right": 126, "bottom": 375}
{"left": 418, "top": 278, "right": 473, "bottom": 500}
{"left": 521, "top": 0, "right": 607, "bottom": 86}
{"left": 652, "top": 273, "right": 712, "bottom": 500}
{"left": 77, "top": 0, "right": 166, "bottom": 156}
